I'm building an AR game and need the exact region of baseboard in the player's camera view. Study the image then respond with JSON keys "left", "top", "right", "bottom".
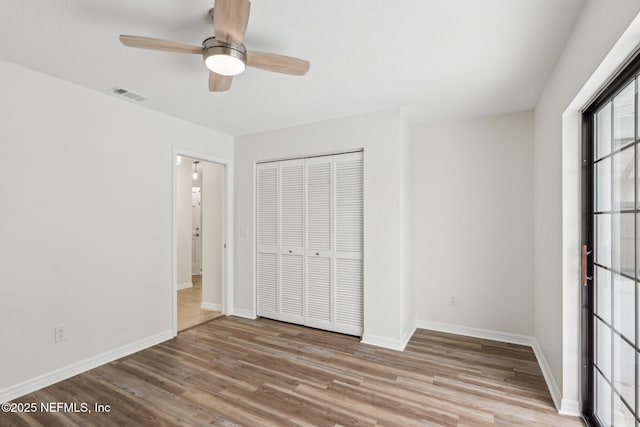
{"left": 530, "top": 338, "right": 563, "bottom": 413}
{"left": 201, "top": 302, "right": 222, "bottom": 312}
{"left": 401, "top": 320, "right": 417, "bottom": 350}
{"left": 559, "top": 398, "right": 581, "bottom": 417}
{"left": 177, "top": 282, "right": 192, "bottom": 290}
{"left": 232, "top": 307, "right": 257, "bottom": 319}
{"left": 361, "top": 334, "right": 405, "bottom": 351}
{"left": 415, "top": 319, "right": 534, "bottom": 347}
{"left": 415, "top": 319, "right": 576, "bottom": 416}
{"left": 0, "top": 330, "right": 173, "bottom": 404}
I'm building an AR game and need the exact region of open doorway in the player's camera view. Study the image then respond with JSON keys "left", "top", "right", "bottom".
{"left": 175, "top": 155, "right": 225, "bottom": 332}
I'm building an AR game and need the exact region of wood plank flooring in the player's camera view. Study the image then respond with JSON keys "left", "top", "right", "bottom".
{"left": 178, "top": 275, "right": 221, "bottom": 331}
{"left": 0, "top": 317, "right": 584, "bottom": 426}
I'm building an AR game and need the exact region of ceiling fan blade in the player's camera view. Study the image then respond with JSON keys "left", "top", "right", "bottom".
{"left": 209, "top": 72, "right": 233, "bottom": 92}
{"left": 213, "top": 0, "right": 250, "bottom": 45}
{"left": 246, "top": 51, "right": 310, "bottom": 76}
{"left": 119, "top": 35, "right": 202, "bottom": 54}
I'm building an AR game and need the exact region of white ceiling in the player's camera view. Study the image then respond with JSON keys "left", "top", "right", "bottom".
{"left": 0, "top": 0, "right": 585, "bottom": 136}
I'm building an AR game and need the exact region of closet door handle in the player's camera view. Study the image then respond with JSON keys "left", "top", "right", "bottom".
{"left": 289, "top": 250, "right": 292, "bottom": 254}
{"left": 316, "top": 252, "right": 319, "bottom": 256}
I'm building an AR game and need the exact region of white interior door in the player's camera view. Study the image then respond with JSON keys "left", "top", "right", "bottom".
{"left": 256, "top": 152, "right": 363, "bottom": 337}
{"left": 305, "top": 156, "right": 333, "bottom": 331}
{"left": 279, "top": 159, "right": 305, "bottom": 325}
{"left": 192, "top": 189, "right": 202, "bottom": 275}
{"left": 333, "top": 152, "right": 363, "bottom": 335}
{"left": 257, "top": 163, "right": 279, "bottom": 319}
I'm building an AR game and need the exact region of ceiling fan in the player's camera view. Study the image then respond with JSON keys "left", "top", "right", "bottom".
{"left": 119, "top": 0, "right": 310, "bottom": 92}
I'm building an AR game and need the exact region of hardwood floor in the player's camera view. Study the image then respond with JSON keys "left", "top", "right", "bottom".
{"left": 178, "top": 275, "right": 221, "bottom": 331}
{"left": 1, "top": 317, "right": 584, "bottom": 426}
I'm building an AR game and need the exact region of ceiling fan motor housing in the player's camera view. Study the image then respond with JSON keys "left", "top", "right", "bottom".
{"left": 202, "top": 37, "right": 247, "bottom": 76}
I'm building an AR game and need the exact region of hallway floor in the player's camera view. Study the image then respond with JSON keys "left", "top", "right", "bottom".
{"left": 177, "top": 275, "right": 221, "bottom": 331}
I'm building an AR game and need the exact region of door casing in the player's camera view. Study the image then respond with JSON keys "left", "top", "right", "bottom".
{"left": 172, "top": 147, "right": 234, "bottom": 337}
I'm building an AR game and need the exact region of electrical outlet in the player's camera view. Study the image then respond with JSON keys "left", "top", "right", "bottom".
{"left": 55, "top": 324, "right": 67, "bottom": 343}
{"left": 448, "top": 296, "right": 457, "bottom": 307}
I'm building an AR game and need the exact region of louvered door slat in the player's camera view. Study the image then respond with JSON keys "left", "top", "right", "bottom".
{"left": 306, "top": 161, "right": 332, "bottom": 252}
{"left": 257, "top": 167, "right": 278, "bottom": 248}
{"left": 257, "top": 252, "right": 278, "bottom": 317}
{"left": 279, "top": 159, "right": 305, "bottom": 324}
{"left": 335, "top": 156, "right": 363, "bottom": 253}
{"left": 257, "top": 163, "right": 279, "bottom": 319}
{"left": 306, "top": 256, "right": 332, "bottom": 328}
{"left": 305, "top": 156, "right": 333, "bottom": 329}
{"left": 281, "top": 163, "right": 304, "bottom": 248}
{"left": 280, "top": 254, "right": 304, "bottom": 323}
{"left": 334, "top": 152, "right": 363, "bottom": 336}
{"left": 334, "top": 258, "right": 363, "bottom": 335}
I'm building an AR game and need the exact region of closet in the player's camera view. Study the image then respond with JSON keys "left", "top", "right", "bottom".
{"left": 256, "top": 151, "right": 363, "bottom": 336}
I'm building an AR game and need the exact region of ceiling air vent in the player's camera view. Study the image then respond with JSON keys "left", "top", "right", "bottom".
{"left": 109, "top": 87, "right": 149, "bottom": 102}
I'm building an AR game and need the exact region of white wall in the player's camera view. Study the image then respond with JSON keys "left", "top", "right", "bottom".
{"left": 234, "top": 109, "right": 412, "bottom": 347}
{"left": 177, "top": 159, "right": 193, "bottom": 288}
{"left": 0, "top": 60, "right": 233, "bottom": 400}
{"left": 413, "top": 111, "right": 534, "bottom": 335}
{"left": 201, "top": 161, "right": 224, "bottom": 309}
{"left": 533, "top": 0, "right": 640, "bottom": 413}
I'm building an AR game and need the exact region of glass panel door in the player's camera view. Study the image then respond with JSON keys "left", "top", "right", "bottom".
{"left": 587, "top": 75, "right": 638, "bottom": 427}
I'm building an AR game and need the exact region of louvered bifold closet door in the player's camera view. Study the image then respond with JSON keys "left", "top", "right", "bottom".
{"left": 279, "top": 159, "right": 305, "bottom": 324}
{"left": 257, "top": 163, "right": 279, "bottom": 319}
{"left": 304, "top": 156, "right": 333, "bottom": 331}
{"left": 333, "top": 152, "right": 363, "bottom": 336}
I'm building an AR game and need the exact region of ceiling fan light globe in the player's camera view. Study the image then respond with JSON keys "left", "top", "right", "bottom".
{"left": 202, "top": 39, "right": 247, "bottom": 77}
{"left": 205, "top": 54, "right": 246, "bottom": 76}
